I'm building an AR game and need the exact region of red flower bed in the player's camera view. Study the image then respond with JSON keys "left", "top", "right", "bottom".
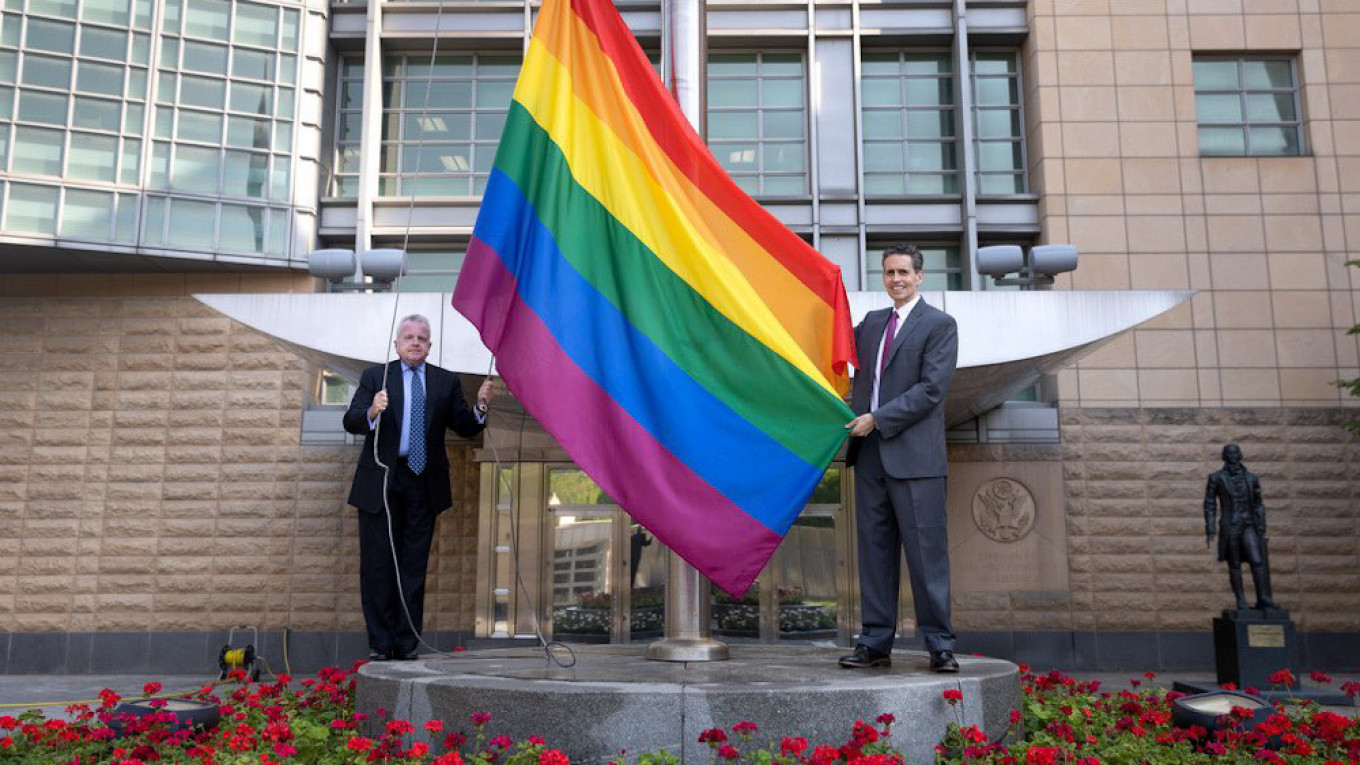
{"left": 0, "top": 663, "right": 1354, "bottom": 763}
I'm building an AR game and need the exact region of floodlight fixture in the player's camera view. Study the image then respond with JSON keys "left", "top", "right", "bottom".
{"left": 361, "top": 248, "right": 408, "bottom": 284}
{"left": 976, "top": 243, "right": 1080, "bottom": 287}
{"left": 308, "top": 248, "right": 357, "bottom": 284}
{"left": 1171, "top": 690, "right": 1274, "bottom": 734}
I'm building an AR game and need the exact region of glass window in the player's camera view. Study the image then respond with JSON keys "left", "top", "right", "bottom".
{"left": 5, "top": 182, "right": 59, "bottom": 234}
{"left": 79, "top": 26, "right": 127, "bottom": 60}
{"left": 17, "top": 89, "right": 68, "bottom": 124}
{"left": 120, "top": 137, "right": 140, "bottom": 182}
{"left": 143, "top": 195, "right": 166, "bottom": 243}
{"left": 181, "top": 40, "right": 227, "bottom": 74}
{"left": 377, "top": 53, "right": 520, "bottom": 197}
{"left": 76, "top": 60, "right": 124, "bottom": 96}
{"left": 279, "top": 6, "right": 297, "bottom": 51}
{"left": 11, "top": 125, "right": 64, "bottom": 176}
{"left": 21, "top": 53, "right": 72, "bottom": 88}
{"left": 1193, "top": 55, "right": 1302, "bottom": 157}
{"left": 114, "top": 193, "right": 138, "bottom": 242}
{"left": 217, "top": 201, "right": 264, "bottom": 251}
{"left": 866, "top": 243, "right": 962, "bottom": 292}
{"left": 222, "top": 147, "right": 267, "bottom": 197}
{"left": 25, "top": 18, "right": 76, "bottom": 53}
{"left": 60, "top": 188, "right": 114, "bottom": 238}
{"left": 394, "top": 248, "right": 464, "bottom": 292}
{"left": 82, "top": 0, "right": 132, "bottom": 26}
{"left": 233, "top": 1, "right": 274, "bottom": 47}
{"left": 232, "top": 47, "right": 271, "bottom": 80}
{"left": 67, "top": 132, "right": 117, "bottom": 180}
{"left": 971, "top": 51, "right": 1025, "bottom": 195}
{"left": 330, "top": 56, "right": 363, "bottom": 197}
{"left": 165, "top": 197, "right": 215, "bottom": 247}
{"left": 176, "top": 109, "right": 222, "bottom": 142}
{"left": 707, "top": 51, "right": 809, "bottom": 197}
{"left": 861, "top": 51, "right": 957, "bottom": 196}
{"left": 171, "top": 143, "right": 219, "bottom": 193}
{"left": 183, "top": 0, "right": 230, "bottom": 41}
{"left": 0, "top": 50, "right": 16, "bottom": 82}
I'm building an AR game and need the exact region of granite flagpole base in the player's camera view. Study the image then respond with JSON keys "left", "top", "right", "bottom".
{"left": 357, "top": 645, "right": 1021, "bottom": 763}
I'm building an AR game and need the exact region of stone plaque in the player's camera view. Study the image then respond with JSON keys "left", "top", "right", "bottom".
{"left": 971, "top": 477, "right": 1035, "bottom": 543}
{"left": 1247, "top": 624, "right": 1286, "bottom": 648}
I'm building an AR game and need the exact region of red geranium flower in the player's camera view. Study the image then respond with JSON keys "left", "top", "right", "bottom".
{"left": 1268, "top": 669, "right": 1296, "bottom": 686}
{"left": 717, "top": 744, "right": 740, "bottom": 760}
{"left": 781, "top": 736, "right": 809, "bottom": 756}
{"left": 943, "top": 689, "right": 963, "bottom": 704}
{"left": 731, "top": 721, "right": 758, "bottom": 736}
{"left": 539, "top": 750, "right": 569, "bottom": 765}
{"left": 698, "top": 728, "right": 727, "bottom": 745}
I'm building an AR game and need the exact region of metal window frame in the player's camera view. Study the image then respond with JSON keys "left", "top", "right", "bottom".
{"left": 1192, "top": 54, "right": 1303, "bottom": 157}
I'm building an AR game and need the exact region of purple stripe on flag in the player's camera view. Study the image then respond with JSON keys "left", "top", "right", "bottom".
{"left": 455, "top": 238, "right": 782, "bottom": 594}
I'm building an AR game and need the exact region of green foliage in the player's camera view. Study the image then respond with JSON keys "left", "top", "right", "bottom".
{"left": 1343, "top": 259, "right": 1360, "bottom": 437}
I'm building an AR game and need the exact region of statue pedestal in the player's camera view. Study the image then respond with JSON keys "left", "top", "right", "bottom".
{"left": 1213, "top": 607, "right": 1297, "bottom": 690}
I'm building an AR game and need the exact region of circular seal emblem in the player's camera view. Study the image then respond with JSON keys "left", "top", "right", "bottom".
{"left": 971, "top": 478, "right": 1035, "bottom": 543}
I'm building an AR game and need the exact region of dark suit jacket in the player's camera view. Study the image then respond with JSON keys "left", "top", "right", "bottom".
{"left": 847, "top": 299, "right": 958, "bottom": 479}
{"left": 342, "top": 360, "right": 485, "bottom": 514}
{"left": 1203, "top": 467, "right": 1266, "bottom": 562}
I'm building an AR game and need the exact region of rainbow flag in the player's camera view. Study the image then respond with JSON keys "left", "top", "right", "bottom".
{"left": 453, "top": 0, "right": 855, "bottom": 596}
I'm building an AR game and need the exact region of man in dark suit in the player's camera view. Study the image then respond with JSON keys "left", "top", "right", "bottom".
{"left": 343, "top": 314, "right": 492, "bottom": 661}
{"left": 840, "top": 243, "right": 960, "bottom": 672}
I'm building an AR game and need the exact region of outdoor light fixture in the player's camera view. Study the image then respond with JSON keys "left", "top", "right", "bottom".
{"left": 361, "top": 248, "right": 408, "bottom": 284}
{"left": 308, "top": 248, "right": 357, "bottom": 285}
{"left": 976, "top": 244, "right": 1079, "bottom": 287}
{"left": 1171, "top": 689, "right": 1273, "bottom": 734}
{"left": 976, "top": 245, "right": 1025, "bottom": 279}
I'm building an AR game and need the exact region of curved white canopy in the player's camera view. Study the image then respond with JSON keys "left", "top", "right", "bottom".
{"left": 196, "top": 289, "right": 1192, "bottom": 425}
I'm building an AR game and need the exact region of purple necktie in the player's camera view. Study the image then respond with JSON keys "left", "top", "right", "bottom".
{"left": 879, "top": 309, "right": 898, "bottom": 376}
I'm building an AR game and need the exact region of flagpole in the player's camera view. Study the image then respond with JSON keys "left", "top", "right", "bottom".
{"left": 647, "top": 0, "right": 728, "bottom": 663}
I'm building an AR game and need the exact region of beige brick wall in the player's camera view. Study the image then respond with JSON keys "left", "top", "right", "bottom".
{"left": 0, "top": 275, "right": 482, "bottom": 635}
{"left": 1027, "top": 0, "right": 1360, "bottom": 409}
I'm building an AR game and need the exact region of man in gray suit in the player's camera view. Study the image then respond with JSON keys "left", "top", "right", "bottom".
{"left": 840, "top": 243, "right": 960, "bottom": 672}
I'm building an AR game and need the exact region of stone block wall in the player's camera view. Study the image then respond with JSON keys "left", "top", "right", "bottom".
{"left": 1059, "top": 407, "right": 1360, "bottom": 634}
{"left": 0, "top": 276, "right": 484, "bottom": 642}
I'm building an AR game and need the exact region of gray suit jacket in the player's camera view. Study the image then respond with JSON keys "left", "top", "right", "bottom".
{"left": 847, "top": 299, "right": 958, "bottom": 479}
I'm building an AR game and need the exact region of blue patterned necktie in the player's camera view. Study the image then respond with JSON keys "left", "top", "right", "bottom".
{"left": 408, "top": 367, "right": 426, "bottom": 475}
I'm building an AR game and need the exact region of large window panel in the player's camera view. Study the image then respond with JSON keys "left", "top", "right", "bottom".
{"left": 707, "top": 51, "right": 809, "bottom": 197}
{"left": 861, "top": 51, "right": 957, "bottom": 196}
{"left": 11, "top": 125, "right": 64, "bottom": 176}
{"left": 971, "top": 51, "right": 1025, "bottom": 195}
{"left": 378, "top": 53, "right": 519, "bottom": 197}
{"left": 1193, "top": 55, "right": 1302, "bottom": 157}
{"left": 60, "top": 188, "right": 115, "bottom": 239}
{"left": 330, "top": 55, "right": 362, "bottom": 196}
{"left": 5, "top": 183, "right": 59, "bottom": 234}
{"left": 67, "top": 132, "right": 118, "bottom": 181}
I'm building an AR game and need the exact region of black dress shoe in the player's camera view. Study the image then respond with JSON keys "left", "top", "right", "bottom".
{"left": 929, "top": 650, "right": 960, "bottom": 673}
{"left": 367, "top": 649, "right": 389, "bottom": 662}
{"left": 394, "top": 651, "right": 420, "bottom": 661}
{"left": 838, "top": 645, "right": 891, "bottom": 668}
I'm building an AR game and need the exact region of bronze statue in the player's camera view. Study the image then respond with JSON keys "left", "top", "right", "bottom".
{"left": 1204, "top": 444, "right": 1277, "bottom": 610}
